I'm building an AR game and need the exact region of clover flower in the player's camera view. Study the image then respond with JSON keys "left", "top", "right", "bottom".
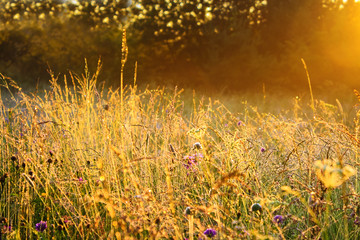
{"left": 35, "top": 221, "right": 47, "bottom": 232}
{"left": 203, "top": 228, "right": 217, "bottom": 237}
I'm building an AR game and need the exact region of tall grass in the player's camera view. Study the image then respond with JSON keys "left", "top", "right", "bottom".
{"left": 0, "top": 61, "right": 360, "bottom": 239}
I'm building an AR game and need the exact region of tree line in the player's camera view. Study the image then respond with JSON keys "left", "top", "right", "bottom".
{"left": 0, "top": 0, "right": 359, "bottom": 93}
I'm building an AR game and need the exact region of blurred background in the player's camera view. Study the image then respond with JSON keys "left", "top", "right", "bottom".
{"left": 1, "top": 0, "right": 360, "bottom": 97}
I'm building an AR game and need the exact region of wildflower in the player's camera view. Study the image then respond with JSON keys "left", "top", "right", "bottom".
{"left": 193, "top": 142, "right": 202, "bottom": 150}
{"left": 59, "top": 216, "right": 70, "bottom": 226}
{"left": 237, "top": 121, "right": 242, "bottom": 126}
{"left": 273, "top": 215, "right": 284, "bottom": 224}
{"left": 251, "top": 203, "right": 262, "bottom": 212}
{"left": 314, "top": 159, "right": 356, "bottom": 188}
{"left": 355, "top": 217, "right": 360, "bottom": 226}
{"left": 35, "top": 221, "right": 47, "bottom": 232}
{"left": 78, "top": 177, "right": 84, "bottom": 182}
{"left": 260, "top": 147, "right": 265, "bottom": 153}
{"left": 184, "top": 207, "right": 191, "bottom": 215}
{"left": 2, "top": 225, "right": 11, "bottom": 233}
{"left": 183, "top": 153, "right": 203, "bottom": 169}
{"left": 203, "top": 228, "right": 217, "bottom": 237}
{"left": 183, "top": 159, "right": 197, "bottom": 169}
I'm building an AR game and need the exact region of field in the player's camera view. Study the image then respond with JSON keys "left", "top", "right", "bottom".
{"left": 0, "top": 55, "right": 360, "bottom": 240}
{"left": 1, "top": 0, "right": 360, "bottom": 239}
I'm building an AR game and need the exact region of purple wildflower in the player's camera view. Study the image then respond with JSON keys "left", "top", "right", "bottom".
{"left": 183, "top": 153, "right": 203, "bottom": 170}
{"left": 184, "top": 160, "right": 197, "bottom": 169}
{"left": 355, "top": 217, "right": 360, "bottom": 226}
{"left": 79, "top": 177, "right": 84, "bottom": 182}
{"left": 237, "top": 121, "right": 242, "bottom": 126}
{"left": 35, "top": 221, "right": 47, "bottom": 232}
{"left": 203, "top": 228, "right": 217, "bottom": 238}
{"left": 273, "top": 215, "right": 284, "bottom": 224}
{"left": 3, "top": 225, "right": 11, "bottom": 233}
{"left": 260, "top": 147, "right": 265, "bottom": 153}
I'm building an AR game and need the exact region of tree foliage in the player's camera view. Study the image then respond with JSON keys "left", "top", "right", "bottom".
{"left": 0, "top": 0, "right": 360, "bottom": 92}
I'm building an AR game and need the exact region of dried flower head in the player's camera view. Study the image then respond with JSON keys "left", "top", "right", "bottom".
{"left": 251, "top": 203, "right": 262, "bottom": 212}
{"left": 184, "top": 207, "right": 191, "bottom": 215}
{"left": 193, "top": 142, "right": 202, "bottom": 150}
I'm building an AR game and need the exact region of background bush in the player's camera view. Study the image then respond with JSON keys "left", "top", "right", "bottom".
{"left": 0, "top": 0, "right": 360, "bottom": 95}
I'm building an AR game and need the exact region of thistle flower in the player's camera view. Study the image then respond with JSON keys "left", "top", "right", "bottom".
{"left": 273, "top": 215, "right": 284, "bottom": 224}
{"left": 35, "top": 221, "right": 47, "bottom": 232}
{"left": 203, "top": 228, "right": 217, "bottom": 237}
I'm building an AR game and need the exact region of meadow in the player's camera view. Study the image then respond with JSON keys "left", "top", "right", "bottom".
{"left": 1, "top": 1, "right": 360, "bottom": 239}
{"left": 0, "top": 52, "right": 360, "bottom": 240}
